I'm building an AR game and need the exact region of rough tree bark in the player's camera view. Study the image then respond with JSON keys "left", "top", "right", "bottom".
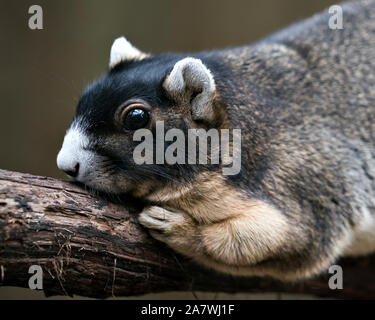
{"left": 0, "top": 168, "right": 374, "bottom": 299}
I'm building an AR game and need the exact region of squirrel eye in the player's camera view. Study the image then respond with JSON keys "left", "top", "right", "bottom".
{"left": 122, "top": 108, "right": 150, "bottom": 131}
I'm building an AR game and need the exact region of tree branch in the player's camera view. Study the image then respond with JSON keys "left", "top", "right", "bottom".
{"left": 0, "top": 169, "right": 374, "bottom": 299}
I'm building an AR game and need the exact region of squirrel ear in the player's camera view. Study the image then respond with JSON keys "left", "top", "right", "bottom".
{"left": 163, "top": 57, "right": 216, "bottom": 122}
{"left": 109, "top": 36, "right": 149, "bottom": 68}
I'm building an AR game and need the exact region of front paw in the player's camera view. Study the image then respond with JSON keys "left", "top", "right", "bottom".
{"left": 138, "top": 206, "right": 188, "bottom": 235}
{"left": 138, "top": 206, "right": 196, "bottom": 251}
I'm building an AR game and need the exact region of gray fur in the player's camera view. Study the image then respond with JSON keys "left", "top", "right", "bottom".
{"left": 163, "top": 57, "right": 216, "bottom": 122}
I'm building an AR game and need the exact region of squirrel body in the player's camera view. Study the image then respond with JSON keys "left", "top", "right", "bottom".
{"left": 57, "top": 0, "right": 375, "bottom": 280}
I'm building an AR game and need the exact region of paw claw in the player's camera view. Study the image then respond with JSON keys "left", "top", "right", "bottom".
{"left": 138, "top": 206, "right": 196, "bottom": 255}
{"left": 138, "top": 206, "right": 184, "bottom": 234}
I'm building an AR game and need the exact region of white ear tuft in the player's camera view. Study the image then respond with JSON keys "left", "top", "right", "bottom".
{"left": 164, "top": 57, "right": 216, "bottom": 121}
{"left": 109, "top": 36, "right": 149, "bottom": 68}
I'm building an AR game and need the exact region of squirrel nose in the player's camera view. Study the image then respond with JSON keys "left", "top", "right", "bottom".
{"left": 57, "top": 126, "right": 90, "bottom": 180}
{"left": 63, "top": 162, "right": 80, "bottom": 178}
{"left": 57, "top": 148, "right": 81, "bottom": 178}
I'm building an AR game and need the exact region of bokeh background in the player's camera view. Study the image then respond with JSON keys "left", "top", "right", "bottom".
{"left": 0, "top": 0, "right": 340, "bottom": 299}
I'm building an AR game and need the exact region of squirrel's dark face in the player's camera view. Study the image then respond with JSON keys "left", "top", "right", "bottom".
{"left": 57, "top": 37, "right": 226, "bottom": 199}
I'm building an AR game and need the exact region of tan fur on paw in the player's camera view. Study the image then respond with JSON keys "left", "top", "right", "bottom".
{"left": 138, "top": 206, "right": 199, "bottom": 255}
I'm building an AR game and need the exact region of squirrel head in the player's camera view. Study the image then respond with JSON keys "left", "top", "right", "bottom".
{"left": 57, "top": 37, "right": 229, "bottom": 200}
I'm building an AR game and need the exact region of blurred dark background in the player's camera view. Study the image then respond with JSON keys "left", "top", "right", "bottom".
{"left": 0, "top": 0, "right": 340, "bottom": 299}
